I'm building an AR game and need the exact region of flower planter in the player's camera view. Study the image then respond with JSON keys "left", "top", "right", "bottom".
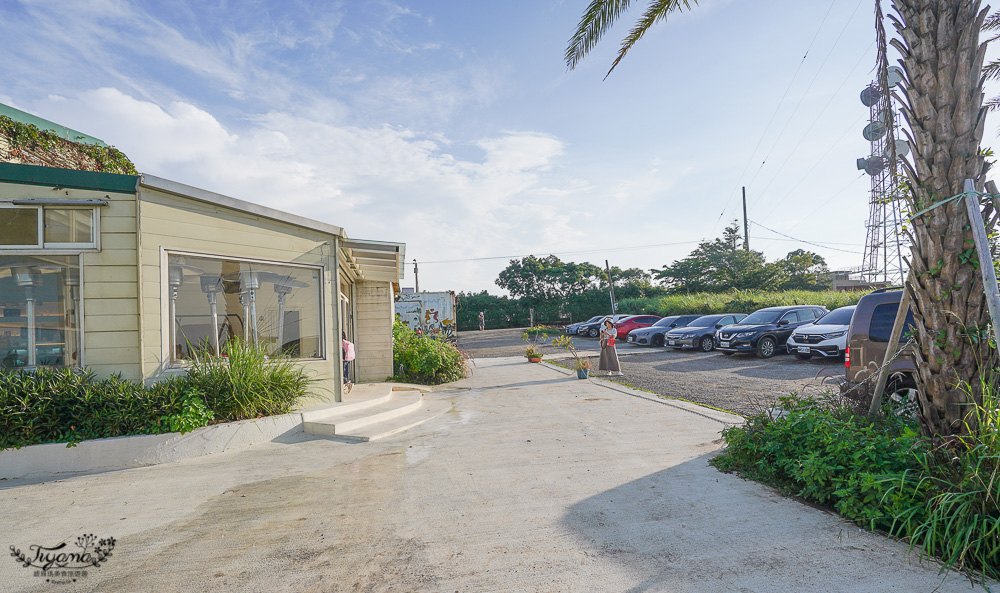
{"left": 576, "top": 368, "right": 590, "bottom": 379}
{"left": 527, "top": 356, "right": 542, "bottom": 363}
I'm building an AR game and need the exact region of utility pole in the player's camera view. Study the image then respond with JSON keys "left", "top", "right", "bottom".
{"left": 413, "top": 259, "right": 420, "bottom": 293}
{"left": 605, "top": 259, "right": 617, "bottom": 315}
{"left": 743, "top": 186, "right": 750, "bottom": 252}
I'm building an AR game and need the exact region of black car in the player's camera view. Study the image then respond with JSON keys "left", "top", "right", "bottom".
{"left": 715, "top": 305, "right": 828, "bottom": 358}
{"left": 664, "top": 314, "right": 747, "bottom": 352}
{"left": 626, "top": 315, "right": 702, "bottom": 346}
{"left": 564, "top": 315, "right": 603, "bottom": 335}
{"left": 577, "top": 314, "right": 632, "bottom": 337}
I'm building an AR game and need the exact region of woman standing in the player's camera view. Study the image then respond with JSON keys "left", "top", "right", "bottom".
{"left": 598, "top": 318, "right": 622, "bottom": 376}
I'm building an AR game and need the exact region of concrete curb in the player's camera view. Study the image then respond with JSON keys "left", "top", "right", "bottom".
{"left": 0, "top": 412, "right": 303, "bottom": 482}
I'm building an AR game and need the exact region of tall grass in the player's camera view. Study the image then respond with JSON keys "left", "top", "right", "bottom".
{"left": 185, "top": 337, "right": 316, "bottom": 420}
{"left": 619, "top": 289, "right": 868, "bottom": 316}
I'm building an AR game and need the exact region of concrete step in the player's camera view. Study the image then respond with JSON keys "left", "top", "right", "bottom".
{"left": 303, "top": 390, "right": 424, "bottom": 438}
{"left": 333, "top": 398, "right": 452, "bottom": 442}
{"left": 299, "top": 389, "right": 392, "bottom": 423}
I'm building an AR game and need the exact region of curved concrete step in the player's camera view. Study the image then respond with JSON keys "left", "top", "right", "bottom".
{"left": 334, "top": 398, "right": 452, "bottom": 442}
{"left": 303, "top": 390, "right": 424, "bottom": 438}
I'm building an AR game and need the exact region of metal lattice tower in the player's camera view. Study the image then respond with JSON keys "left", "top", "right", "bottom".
{"left": 857, "top": 77, "right": 908, "bottom": 286}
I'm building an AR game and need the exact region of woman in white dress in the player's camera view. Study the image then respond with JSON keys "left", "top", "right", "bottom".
{"left": 598, "top": 318, "right": 622, "bottom": 376}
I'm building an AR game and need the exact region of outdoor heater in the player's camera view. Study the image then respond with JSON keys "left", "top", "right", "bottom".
{"left": 264, "top": 272, "right": 309, "bottom": 356}
{"left": 168, "top": 263, "right": 206, "bottom": 357}
{"left": 199, "top": 275, "right": 225, "bottom": 357}
{"left": 223, "top": 270, "right": 262, "bottom": 344}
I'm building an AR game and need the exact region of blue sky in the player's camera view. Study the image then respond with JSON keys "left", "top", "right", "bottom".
{"left": 2, "top": 0, "right": 997, "bottom": 292}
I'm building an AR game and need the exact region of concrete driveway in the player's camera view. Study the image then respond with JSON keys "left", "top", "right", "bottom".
{"left": 0, "top": 358, "right": 985, "bottom": 592}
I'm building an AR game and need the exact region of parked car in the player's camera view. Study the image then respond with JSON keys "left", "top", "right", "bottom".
{"left": 716, "top": 305, "right": 828, "bottom": 358}
{"left": 564, "top": 316, "right": 603, "bottom": 335}
{"left": 627, "top": 315, "right": 703, "bottom": 346}
{"left": 665, "top": 314, "right": 747, "bottom": 352}
{"left": 786, "top": 305, "right": 856, "bottom": 360}
{"left": 578, "top": 314, "right": 633, "bottom": 337}
{"left": 845, "top": 290, "right": 917, "bottom": 405}
{"left": 614, "top": 314, "right": 662, "bottom": 339}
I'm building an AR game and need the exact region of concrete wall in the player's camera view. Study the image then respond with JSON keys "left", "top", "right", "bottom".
{"left": 354, "top": 280, "right": 394, "bottom": 382}
{"left": 136, "top": 184, "right": 339, "bottom": 393}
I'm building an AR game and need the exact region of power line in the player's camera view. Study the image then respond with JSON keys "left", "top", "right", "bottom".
{"left": 417, "top": 240, "right": 703, "bottom": 264}
{"left": 758, "top": 173, "right": 867, "bottom": 253}
{"left": 709, "top": 0, "right": 841, "bottom": 236}
{"left": 749, "top": 219, "right": 863, "bottom": 254}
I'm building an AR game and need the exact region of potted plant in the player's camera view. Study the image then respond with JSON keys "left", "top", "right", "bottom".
{"left": 522, "top": 329, "right": 549, "bottom": 363}
{"left": 552, "top": 335, "right": 590, "bottom": 379}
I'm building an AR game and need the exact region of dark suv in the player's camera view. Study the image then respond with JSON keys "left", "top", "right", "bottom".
{"left": 716, "top": 305, "right": 828, "bottom": 358}
{"left": 665, "top": 314, "right": 747, "bottom": 352}
{"left": 845, "top": 290, "right": 917, "bottom": 398}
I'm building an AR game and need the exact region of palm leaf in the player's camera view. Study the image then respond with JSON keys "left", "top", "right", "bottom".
{"left": 565, "top": 0, "right": 635, "bottom": 71}
{"left": 606, "top": 0, "right": 696, "bottom": 78}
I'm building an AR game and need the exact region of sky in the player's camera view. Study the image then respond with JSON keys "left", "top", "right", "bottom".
{"left": 1, "top": 0, "right": 998, "bottom": 293}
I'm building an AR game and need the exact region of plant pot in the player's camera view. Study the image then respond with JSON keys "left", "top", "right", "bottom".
{"left": 576, "top": 368, "right": 589, "bottom": 379}
{"left": 528, "top": 356, "right": 542, "bottom": 363}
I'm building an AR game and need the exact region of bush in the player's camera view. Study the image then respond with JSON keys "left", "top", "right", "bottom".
{"left": 619, "top": 289, "right": 867, "bottom": 317}
{"left": 711, "top": 393, "right": 1000, "bottom": 580}
{"left": 393, "top": 321, "right": 467, "bottom": 385}
{"left": 0, "top": 338, "right": 314, "bottom": 450}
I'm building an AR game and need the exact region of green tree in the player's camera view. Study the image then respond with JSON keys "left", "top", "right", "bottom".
{"left": 654, "top": 222, "right": 776, "bottom": 292}
{"left": 495, "top": 255, "right": 604, "bottom": 304}
{"left": 566, "top": 0, "right": 998, "bottom": 438}
{"left": 774, "top": 249, "right": 830, "bottom": 291}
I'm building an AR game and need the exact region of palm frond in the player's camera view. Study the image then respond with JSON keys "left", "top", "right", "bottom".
{"left": 565, "top": 0, "right": 635, "bottom": 71}
{"left": 605, "top": 0, "right": 697, "bottom": 79}
{"left": 987, "top": 93, "right": 1000, "bottom": 112}
{"left": 983, "top": 9, "right": 1000, "bottom": 31}
{"left": 984, "top": 59, "right": 1000, "bottom": 82}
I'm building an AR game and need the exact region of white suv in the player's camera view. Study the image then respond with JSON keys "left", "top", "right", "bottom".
{"left": 786, "top": 305, "right": 856, "bottom": 360}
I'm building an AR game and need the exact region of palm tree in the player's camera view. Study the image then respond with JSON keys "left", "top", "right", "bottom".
{"left": 566, "top": 1, "right": 996, "bottom": 437}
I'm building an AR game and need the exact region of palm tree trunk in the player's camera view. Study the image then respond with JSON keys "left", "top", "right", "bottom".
{"left": 889, "top": 0, "right": 995, "bottom": 436}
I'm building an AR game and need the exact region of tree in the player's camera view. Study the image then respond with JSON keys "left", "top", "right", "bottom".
{"left": 653, "top": 222, "right": 776, "bottom": 292}
{"left": 774, "top": 249, "right": 830, "bottom": 291}
{"left": 566, "top": 0, "right": 997, "bottom": 437}
{"left": 495, "top": 255, "right": 604, "bottom": 303}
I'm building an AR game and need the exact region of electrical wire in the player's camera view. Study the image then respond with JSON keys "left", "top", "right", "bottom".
{"left": 749, "top": 219, "right": 863, "bottom": 254}
{"left": 417, "top": 240, "right": 703, "bottom": 265}
{"left": 757, "top": 173, "right": 867, "bottom": 253}
{"left": 709, "top": 0, "right": 841, "bottom": 237}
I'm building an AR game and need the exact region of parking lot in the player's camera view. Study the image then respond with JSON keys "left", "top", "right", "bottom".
{"left": 458, "top": 328, "right": 844, "bottom": 416}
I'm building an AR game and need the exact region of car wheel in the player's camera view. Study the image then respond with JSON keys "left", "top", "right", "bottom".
{"left": 756, "top": 336, "right": 777, "bottom": 359}
{"left": 698, "top": 336, "right": 715, "bottom": 352}
{"left": 794, "top": 352, "right": 812, "bottom": 360}
{"left": 588, "top": 328, "right": 598, "bottom": 337}
{"left": 886, "top": 380, "right": 920, "bottom": 418}
{"left": 652, "top": 334, "right": 664, "bottom": 347}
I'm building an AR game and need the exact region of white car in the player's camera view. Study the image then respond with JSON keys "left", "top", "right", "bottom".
{"left": 785, "top": 305, "right": 856, "bottom": 360}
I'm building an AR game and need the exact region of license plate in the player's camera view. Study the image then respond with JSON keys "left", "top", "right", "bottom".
{"left": 720, "top": 341, "right": 729, "bottom": 348}
{"left": 668, "top": 340, "right": 676, "bottom": 345}
{"left": 627, "top": 336, "right": 633, "bottom": 342}
{"left": 798, "top": 346, "right": 810, "bottom": 354}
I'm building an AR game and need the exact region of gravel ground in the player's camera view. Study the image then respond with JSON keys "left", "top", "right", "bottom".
{"left": 459, "top": 328, "right": 844, "bottom": 416}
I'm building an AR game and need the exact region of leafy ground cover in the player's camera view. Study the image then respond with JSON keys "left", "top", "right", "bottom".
{"left": 0, "top": 338, "right": 314, "bottom": 450}
{"left": 711, "top": 390, "right": 1000, "bottom": 582}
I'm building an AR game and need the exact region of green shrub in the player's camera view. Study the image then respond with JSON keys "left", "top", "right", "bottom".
{"left": 393, "top": 321, "right": 467, "bottom": 385}
{"left": 711, "top": 392, "right": 1000, "bottom": 580}
{"left": 619, "top": 289, "right": 867, "bottom": 317}
{"left": 182, "top": 337, "right": 315, "bottom": 420}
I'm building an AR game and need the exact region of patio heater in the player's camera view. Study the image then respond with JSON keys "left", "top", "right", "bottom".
{"left": 199, "top": 275, "right": 224, "bottom": 356}
{"left": 224, "top": 270, "right": 262, "bottom": 344}
{"left": 63, "top": 267, "right": 80, "bottom": 365}
{"left": 167, "top": 263, "right": 205, "bottom": 357}
{"left": 10, "top": 265, "right": 43, "bottom": 367}
{"left": 264, "top": 273, "right": 309, "bottom": 356}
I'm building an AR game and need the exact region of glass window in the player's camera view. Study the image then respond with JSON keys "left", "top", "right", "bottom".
{"left": 44, "top": 209, "right": 94, "bottom": 245}
{"left": 0, "top": 208, "right": 39, "bottom": 246}
{"left": 870, "top": 303, "right": 916, "bottom": 342}
{"left": 167, "top": 254, "right": 324, "bottom": 361}
{"left": 0, "top": 255, "right": 82, "bottom": 369}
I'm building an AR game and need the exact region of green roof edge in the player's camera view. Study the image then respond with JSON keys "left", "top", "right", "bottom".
{"left": 0, "top": 162, "right": 137, "bottom": 193}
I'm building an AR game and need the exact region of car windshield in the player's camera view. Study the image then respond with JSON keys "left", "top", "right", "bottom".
{"left": 652, "top": 317, "right": 679, "bottom": 327}
{"left": 738, "top": 311, "right": 782, "bottom": 325}
{"left": 686, "top": 316, "right": 720, "bottom": 328}
{"left": 814, "top": 307, "right": 855, "bottom": 326}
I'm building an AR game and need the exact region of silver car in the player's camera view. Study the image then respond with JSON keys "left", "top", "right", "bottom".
{"left": 786, "top": 305, "right": 856, "bottom": 359}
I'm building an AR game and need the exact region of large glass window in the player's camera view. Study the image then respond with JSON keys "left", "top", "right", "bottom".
{"left": 44, "top": 209, "right": 94, "bottom": 244}
{"left": 0, "top": 255, "right": 82, "bottom": 369}
{"left": 0, "top": 208, "right": 39, "bottom": 246}
{"left": 0, "top": 206, "right": 96, "bottom": 248}
{"left": 168, "top": 254, "right": 323, "bottom": 361}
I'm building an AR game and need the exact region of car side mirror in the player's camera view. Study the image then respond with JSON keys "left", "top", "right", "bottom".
{"left": 778, "top": 319, "right": 789, "bottom": 326}
{"left": 715, "top": 324, "right": 722, "bottom": 329}
{"left": 670, "top": 323, "right": 677, "bottom": 327}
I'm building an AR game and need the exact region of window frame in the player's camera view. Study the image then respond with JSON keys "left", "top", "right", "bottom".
{"left": 162, "top": 249, "right": 328, "bottom": 367}
{"left": 0, "top": 204, "right": 100, "bottom": 251}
